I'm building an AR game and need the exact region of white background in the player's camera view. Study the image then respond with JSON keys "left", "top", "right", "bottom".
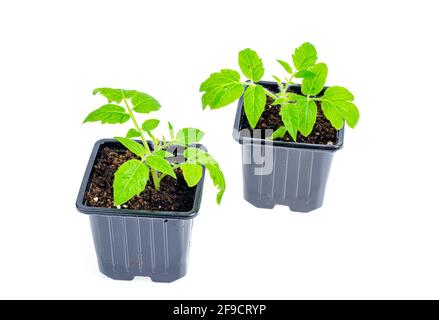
{"left": 0, "top": 0, "right": 438, "bottom": 300}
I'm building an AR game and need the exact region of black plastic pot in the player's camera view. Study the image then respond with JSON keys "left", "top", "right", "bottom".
{"left": 76, "top": 139, "right": 205, "bottom": 282}
{"left": 233, "top": 81, "right": 344, "bottom": 212}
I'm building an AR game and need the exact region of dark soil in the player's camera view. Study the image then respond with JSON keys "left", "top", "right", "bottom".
{"left": 241, "top": 91, "right": 338, "bottom": 145}
{"left": 85, "top": 147, "right": 196, "bottom": 212}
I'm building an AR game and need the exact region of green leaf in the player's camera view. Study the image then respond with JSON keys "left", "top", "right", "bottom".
{"left": 268, "top": 126, "right": 287, "bottom": 140}
{"left": 301, "top": 63, "right": 328, "bottom": 96}
{"left": 175, "top": 128, "right": 205, "bottom": 145}
{"left": 168, "top": 122, "right": 175, "bottom": 140}
{"left": 323, "top": 86, "right": 355, "bottom": 101}
{"left": 321, "top": 100, "right": 359, "bottom": 129}
{"left": 142, "top": 119, "right": 160, "bottom": 131}
{"left": 93, "top": 88, "right": 137, "bottom": 103}
{"left": 341, "top": 102, "right": 360, "bottom": 129}
{"left": 153, "top": 150, "right": 174, "bottom": 158}
{"left": 287, "top": 93, "right": 307, "bottom": 102}
{"left": 131, "top": 92, "right": 161, "bottom": 113}
{"left": 238, "top": 48, "right": 264, "bottom": 82}
{"left": 292, "top": 42, "right": 318, "bottom": 70}
{"left": 113, "top": 159, "right": 149, "bottom": 206}
{"left": 243, "top": 84, "right": 266, "bottom": 128}
{"left": 126, "top": 129, "right": 141, "bottom": 139}
{"left": 321, "top": 101, "right": 344, "bottom": 129}
{"left": 272, "top": 75, "right": 282, "bottom": 85}
{"left": 84, "top": 104, "right": 130, "bottom": 124}
{"left": 321, "top": 86, "right": 359, "bottom": 129}
{"left": 280, "top": 103, "right": 300, "bottom": 141}
{"left": 200, "top": 69, "right": 244, "bottom": 109}
{"left": 205, "top": 163, "right": 226, "bottom": 205}
{"left": 184, "top": 148, "right": 216, "bottom": 165}
{"left": 276, "top": 59, "right": 292, "bottom": 74}
{"left": 184, "top": 148, "right": 225, "bottom": 204}
{"left": 297, "top": 100, "right": 317, "bottom": 136}
{"left": 146, "top": 155, "right": 176, "bottom": 179}
{"left": 272, "top": 97, "right": 287, "bottom": 105}
{"left": 181, "top": 163, "right": 203, "bottom": 187}
{"left": 115, "top": 137, "right": 146, "bottom": 158}
{"left": 294, "top": 70, "right": 315, "bottom": 79}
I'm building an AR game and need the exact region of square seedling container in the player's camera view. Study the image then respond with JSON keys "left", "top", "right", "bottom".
{"left": 233, "top": 82, "right": 344, "bottom": 212}
{"left": 76, "top": 139, "right": 205, "bottom": 282}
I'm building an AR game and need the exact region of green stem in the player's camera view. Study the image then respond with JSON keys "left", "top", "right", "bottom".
{"left": 157, "top": 173, "right": 167, "bottom": 184}
{"left": 263, "top": 88, "right": 277, "bottom": 99}
{"left": 122, "top": 97, "right": 150, "bottom": 154}
{"left": 157, "top": 163, "right": 181, "bottom": 184}
{"left": 145, "top": 130, "right": 159, "bottom": 146}
{"left": 154, "top": 141, "right": 172, "bottom": 152}
{"left": 122, "top": 95, "right": 161, "bottom": 191}
{"left": 244, "top": 80, "right": 278, "bottom": 100}
{"left": 281, "top": 74, "right": 295, "bottom": 95}
{"left": 152, "top": 170, "right": 161, "bottom": 190}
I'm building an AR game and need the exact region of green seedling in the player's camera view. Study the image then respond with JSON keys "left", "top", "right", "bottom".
{"left": 200, "top": 42, "right": 359, "bottom": 140}
{"left": 84, "top": 88, "right": 225, "bottom": 206}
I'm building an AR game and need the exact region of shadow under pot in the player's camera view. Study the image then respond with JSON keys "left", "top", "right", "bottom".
{"left": 233, "top": 81, "right": 344, "bottom": 213}
{"left": 76, "top": 139, "right": 205, "bottom": 283}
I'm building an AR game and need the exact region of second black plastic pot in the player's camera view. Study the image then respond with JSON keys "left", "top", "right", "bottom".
{"left": 76, "top": 139, "right": 205, "bottom": 282}
{"left": 233, "top": 82, "right": 344, "bottom": 213}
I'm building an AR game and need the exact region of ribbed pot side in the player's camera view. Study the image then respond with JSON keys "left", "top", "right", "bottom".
{"left": 241, "top": 142, "right": 335, "bottom": 212}
{"left": 76, "top": 139, "right": 204, "bottom": 283}
{"left": 89, "top": 215, "right": 193, "bottom": 282}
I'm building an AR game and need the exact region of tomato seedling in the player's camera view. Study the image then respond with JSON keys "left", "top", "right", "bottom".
{"left": 84, "top": 88, "right": 225, "bottom": 206}
{"left": 200, "top": 42, "right": 359, "bottom": 141}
